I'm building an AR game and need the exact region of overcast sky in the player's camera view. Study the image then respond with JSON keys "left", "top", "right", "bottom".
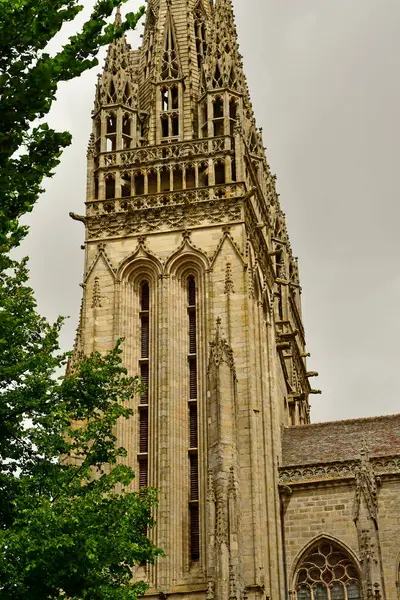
{"left": 20, "top": 0, "right": 400, "bottom": 423}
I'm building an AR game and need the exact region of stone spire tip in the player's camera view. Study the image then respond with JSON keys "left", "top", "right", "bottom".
{"left": 115, "top": 4, "right": 122, "bottom": 26}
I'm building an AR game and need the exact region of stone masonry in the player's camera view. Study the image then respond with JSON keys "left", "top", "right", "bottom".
{"left": 70, "top": 2, "right": 400, "bottom": 600}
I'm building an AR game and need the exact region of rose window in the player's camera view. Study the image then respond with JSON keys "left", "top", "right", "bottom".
{"left": 295, "top": 541, "right": 362, "bottom": 600}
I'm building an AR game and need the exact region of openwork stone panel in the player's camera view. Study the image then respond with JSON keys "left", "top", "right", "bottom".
{"left": 295, "top": 541, "right": 361, "bottom": 600}
{"left": 99, "top": 135, "right": 233, "bottom": 168}
{"left": 86, "top": 196, "right": 244, "bottom": 239}
{"left": 86, "top": 182, "right": 246, "bottom": 217}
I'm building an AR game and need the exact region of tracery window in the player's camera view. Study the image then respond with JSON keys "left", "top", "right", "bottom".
{"left": 295, "top": 541, "right": 362, "bottom": 600}
{"left": 161, "top": 19, "right": 179, "bottom": 80}
{"left": 193, "top": 3, "right": 207, "bottom": 69}
{"left": 123, "top": 82, "right": 132, "bottom": 106}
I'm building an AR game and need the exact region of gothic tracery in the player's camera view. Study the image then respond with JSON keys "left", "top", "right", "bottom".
{"left": 295, "top": 541, "right": 362, "bottom": 600}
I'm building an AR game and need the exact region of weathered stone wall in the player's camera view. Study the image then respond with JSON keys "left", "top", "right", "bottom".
{"left": 281, "top": 417, "right": 400, "bottom": 600}
{"left": 282, "top": 483, "right": 359, "bottom": 588}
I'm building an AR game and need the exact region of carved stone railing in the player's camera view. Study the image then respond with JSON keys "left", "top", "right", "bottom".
{"left": 279, "top": 455, "right": 400, "bottom": 487}
{"left": 86, "top": 182, "right": 247, "bottom": 217}
{"left": 99, "top": 136, "right": 233, "bottom": 168}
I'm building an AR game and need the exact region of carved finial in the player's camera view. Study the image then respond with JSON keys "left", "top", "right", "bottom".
{"left": 114, "top": 4, "right": 122, "bottom": 26}
{"left": 224, "top": 262, "right": 234, "bottom": 294}
{"left": 86, "top": 133, "right": 95, "bottom": 158}
{"left": 138, "top": 235, "right": 147, "bottom": 246}
{"left": 208, "top": 318, "right": 236, "bottom": 378}
{"left": 93, "top": 3, "right": 137, "bottom": 111}
{"left": 92, "top": 276, "right": 102, "bottom": 308}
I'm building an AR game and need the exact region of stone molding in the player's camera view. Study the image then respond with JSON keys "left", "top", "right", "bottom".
{"left": 85, "top": 185, "right": 245, "bottom": 239}
{"left": 279, "top": 455, "right": 400, "bottom": 486}
{"left": 100, "top": 135, "right": 233, "bottom": 168}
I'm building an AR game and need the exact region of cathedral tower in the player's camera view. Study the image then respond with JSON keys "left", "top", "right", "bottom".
{"left": 72, "top": 2, "right": 315, "bottom": 599}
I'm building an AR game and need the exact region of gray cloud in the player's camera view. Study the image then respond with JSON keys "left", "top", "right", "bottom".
{"left": 20, "top": 0, "right": 400, "bottom": 422}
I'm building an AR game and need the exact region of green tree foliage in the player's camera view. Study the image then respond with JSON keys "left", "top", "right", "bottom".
{"left": 0, "top": 1, "right": 162, "bottom": 598}
{"left": 0, "top": 0, "right": 144, "bottom": 253}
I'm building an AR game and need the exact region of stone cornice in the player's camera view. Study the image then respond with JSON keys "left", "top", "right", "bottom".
{"left": 278, "top": 455, "right": 400, "bottom": 487}
{"left": 84, "top": 184, "right": 246, "bottom": 239}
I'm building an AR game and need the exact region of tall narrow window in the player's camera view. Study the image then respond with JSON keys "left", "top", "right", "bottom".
{"left": 161, "top": 18, "right": 179, "bottom": 80}
{"left": 187, "top": 276, "right": 200, "bottom": 562}
{"left": 138, "top": 281, "right": 150, "bottom": 490}
{"left": 229, "top": 98, "right": 237, "bottom": 135}
{"left": 105, "top": 175, "right": 116, "bottom": 200}
{"left": 213, "top": 97, "right": 224, "bottom": 136}
{"left": 194, "top": 3, "right": 208, "bottom": 69}
{"left": 160, "top": 85, "right": 180, "bottom": 140}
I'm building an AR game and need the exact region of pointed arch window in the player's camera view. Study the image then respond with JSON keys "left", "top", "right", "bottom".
{"left": 161, "top": 17, "right": 179, "bottom": 80}
{"left": 295, "top": 540, "right": 362, "bottom": 600}
{"left": 138, "top": 281, "right": 150, "bottom": 490}
{"left": 213, "top": 65, "right": 223, "bottom": 89}
{"left": 187, "top": 275, "right": 200, "bottom": 562}
{"left": 228, "top": 66, "right": 237, "bottom": 90}
{"left": 108, "top": 80, "right": 117, "bottom": 103}
{"left": 194, "top": 3, "right": 208, "bottom": 69}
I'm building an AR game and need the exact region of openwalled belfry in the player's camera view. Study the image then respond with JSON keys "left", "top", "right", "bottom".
{"left": 71, "top": 2, "right": 400, "bottom": 599}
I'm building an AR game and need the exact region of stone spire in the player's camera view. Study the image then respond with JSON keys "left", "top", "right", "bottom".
{"left": 94, "top": 6, "right": 138, "bottom": 111}
{"left": 202, "top": 0, "right": 247, "bottom": 94}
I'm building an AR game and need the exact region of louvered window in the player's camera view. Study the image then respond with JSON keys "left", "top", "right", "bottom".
{"left": 190, "top": 504, "right": 200, "bottom": 561}
{"left": 139, "top": 408, "right": 149, "bottom": 454}
{"left": 189, "top": 404, "right": 198, "bottom": 449}
{"left": 141, "top": 282, "right": 150, "bottom": 311}
{"left": 139, "top": 281, "right": 150, "bottom": 492}
{"left": 140, "top": 363, "right": 149, "bottom": 404}
{"left": 189, "top": 311, "right": 196, "bottom": 354}
{"left": 139, "top": 456, "right": 148, "bottom": 488}
{"left": 190, "top": 454, "right": 199, "bottom": 500}
{"left": 188, "top": 276, "right": 196, "bottom": 307}
{"left": 141, "top": 316, "right": 149, "bottom": 358}
{"left": 187, "top": 276, "right": 200, "bottom": 561}
{"left": 189, "top": 358, "right": 197, "bottom": 399}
